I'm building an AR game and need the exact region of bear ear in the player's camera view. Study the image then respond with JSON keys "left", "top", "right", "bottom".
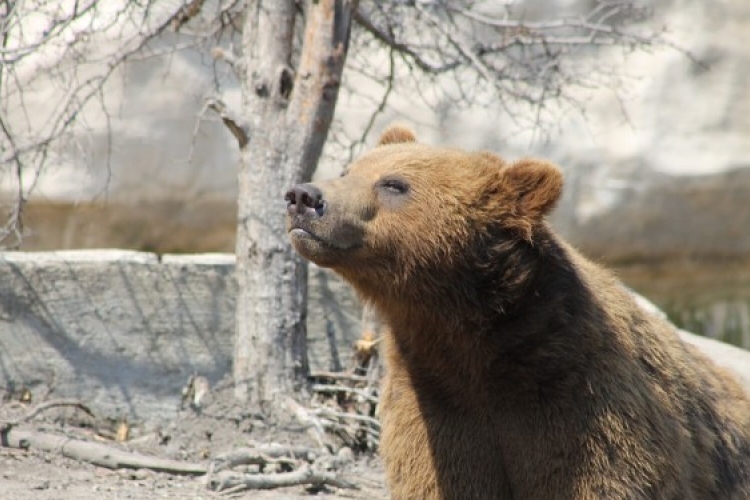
{"left": 500, "top": 159, "right": 563, "bottom": 220}
{"left": 378, "top": 124, "right": 417, "bottom": 146}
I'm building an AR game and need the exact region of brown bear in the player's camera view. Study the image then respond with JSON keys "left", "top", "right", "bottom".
{"left": 285, "top": 125, "right": 750, "bottom": 499}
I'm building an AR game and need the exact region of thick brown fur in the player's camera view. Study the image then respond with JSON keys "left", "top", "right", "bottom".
{"left": 285, "top": 125, "right": 750, "bottom": 499}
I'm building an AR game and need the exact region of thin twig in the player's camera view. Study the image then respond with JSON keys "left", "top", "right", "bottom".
{"left": 347, "top": 46, "right": 395, "bottom": 163}
{"left": 205, "top": 96, "right": 249, "bottom": 148}
{"left": 312, "top": 408, "right": 380, "bottom": 429}
{"left": 309, "top": 371, "right": 371, "bottom": 383}
{"left": 285, "top": 397, "right": 331, "bottom": 451}
{"left": 311, "top": 384, "right": 379, "bottom": 404}
{"left": 0, "top": 399, "right": 93, "bottom": 434}
{"left": 353, "top": 8, "right": 459, "bottom": 74}
{"left": 211, "top": 445, "right": 320, "bottom": 472}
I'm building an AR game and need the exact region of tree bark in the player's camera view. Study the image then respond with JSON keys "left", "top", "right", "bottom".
{"left": 234, "top": 0, "right": 359, "bottom": 408}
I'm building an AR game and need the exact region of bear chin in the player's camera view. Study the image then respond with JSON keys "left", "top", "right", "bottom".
{"left": 288, "top": 228, "right": 350, "bottom": 267}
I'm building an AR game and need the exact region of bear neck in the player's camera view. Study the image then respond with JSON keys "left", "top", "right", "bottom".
{"left": 348, "top": 224, "right": 605, "bottom": 393}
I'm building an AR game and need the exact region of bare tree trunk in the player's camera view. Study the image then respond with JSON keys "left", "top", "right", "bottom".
{"left": 234, "top": 0, "right": 359, "bottom": 408}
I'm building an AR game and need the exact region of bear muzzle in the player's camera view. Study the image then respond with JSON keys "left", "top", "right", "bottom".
{"left": 285, "top": 182, "right": 366, "bottom": 266}
{"left": 285, "top": 183, "right": 327, "bottom": 218}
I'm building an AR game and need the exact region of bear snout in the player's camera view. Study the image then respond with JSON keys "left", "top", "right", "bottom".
{"left": 285, "top": 183, "right": 327, "bottom": 218}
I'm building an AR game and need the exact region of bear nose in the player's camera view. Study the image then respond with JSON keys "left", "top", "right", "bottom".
{"left": 285, "top": 183, "right": 326, "bottom": 217}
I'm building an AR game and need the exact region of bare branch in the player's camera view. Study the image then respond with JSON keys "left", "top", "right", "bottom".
{"left": 312, "top": 407, "right": 381, "bottom": 429}
{"left": 2, "top": 428, "right": 208, "bottom": 475}
{"left": 286, "top": 0, "right": 361, "bottom": 182}
{"left": 209, "top": 465, "right": 358, "bottom": 493}
{"left": 353, "top": 8, "right": 459, "bottom": 75}
{"left": 454, "top": 6, "right": 648, "bottom": 35}
{"left": 414, "top": 4, "right": 498, "bottom": 89}
{"left": 309, "top": 371, "right": 371, "bottom": 383}
{"left": 311, "top": 384, "right": 379, "bottom": 404}
{"left": 212, "top": 445, "right": 320, "bottom": 472}
{"left": 285, "top": 396, "right": 332, "bottom": 451}
{"left": 171, "top": 0, "right": 207, "bottom": 32}
{"left": 347, "top": 47, "right": 395, "bottom": 162}
{"left": 0, "top": 114, "right": 25, "bottom": 248}
{"left": 211, "top": 45, "right": 244, "bottom": 78}
{"left": 448, "top": 3, "right": 701, "bottom": 66}
{"left": 0, "top": 0, "right": 238, "bottom": 247}
{"left": 205, "top": 96, "right": 249, "bottom": 148}
{"left": 0, "top": 399, "right": 94, "bottom": 434}
{"left": 337, "top": 0, "right": 694, "bottom": 156}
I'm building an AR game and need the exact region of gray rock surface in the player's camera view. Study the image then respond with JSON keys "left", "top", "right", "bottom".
{"left": 680, "top": 331, "right": 750, "bottom": 388}
{"left": 632, "top": 287, "right": 750, "bottom": 386}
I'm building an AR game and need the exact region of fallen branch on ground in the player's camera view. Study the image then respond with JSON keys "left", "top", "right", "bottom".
{"left": 311, "top": 384, "right": 379, "bottom": 404}
{"left": 211, "top": 444, "right": 320, "bottom": 472}
{"left": 2, "top": 428, "right": 357, "bottom": 492}
{"left": 309, "top": 371, "right": 371, "bottom": 383}
{"left": 309, "top": 350, "right": 383, "bottom": 451}
{"left": 208, "top": 465, "right": 357, "bottom": 494}
{"left": 0, "top": 396, "right": 363, "bottom": 492}
{"left": 313, "top": 408, "right": 381, "bottom": 429}
{"left": 0, "top": 399, "right": 93, "bottom": 434}
{"left": 1, "top": 428, "right": 208, "bottom": 475}
{"left": 285, "top": 397, "right": 332, "bottom": 451}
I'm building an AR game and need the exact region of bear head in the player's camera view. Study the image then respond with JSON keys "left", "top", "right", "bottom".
{"left": 285, "top": 124, "right": 563, "bottom": 306}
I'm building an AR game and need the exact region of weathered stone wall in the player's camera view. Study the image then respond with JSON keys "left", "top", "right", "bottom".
{"left": 0, "top": 251, "right": 362, "bottom": 422}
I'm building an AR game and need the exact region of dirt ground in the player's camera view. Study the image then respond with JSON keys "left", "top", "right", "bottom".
{"left": 0, "top": 380, "right": 388, "bottom": 500}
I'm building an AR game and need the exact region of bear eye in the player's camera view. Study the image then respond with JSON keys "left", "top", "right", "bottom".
{"left": 377, "top": 177, "right": 409, "bottom": 195}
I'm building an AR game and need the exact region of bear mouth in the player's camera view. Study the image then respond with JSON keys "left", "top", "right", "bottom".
{"left": 289, "top": 225, "right": 350, "bottom": 252}
{"left": 290, "top": 227, "right": 327, "bottom": 245}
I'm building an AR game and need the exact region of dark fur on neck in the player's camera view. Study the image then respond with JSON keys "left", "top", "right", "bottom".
{"left": 340, "top": 223, "right": 609, "bottom": 401}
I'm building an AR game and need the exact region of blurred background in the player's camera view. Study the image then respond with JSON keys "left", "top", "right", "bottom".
{"left": 2, "top": 0, "right": 749, "bottom": 347}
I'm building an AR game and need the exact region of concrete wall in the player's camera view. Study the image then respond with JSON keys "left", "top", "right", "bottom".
{"left": 0, "top": 251, "right": 362, "bottom": 422}
{"left": 1, "top": 251, "right": 748, "bottom": 424}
